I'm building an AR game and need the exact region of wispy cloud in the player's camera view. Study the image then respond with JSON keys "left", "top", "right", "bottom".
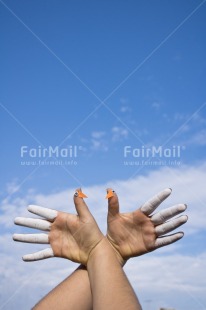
{"left": 185, "top": 129, "right": 206, "bottom": 146}
{"left": 111, "top": 126, "right": 129, "bottom": 141}
{"left": 1, "top": 163, "right": 206, "bottom": 309}
{"left": 2, "top": 162, "right": 206, "bottom": 232}
{"left": 90, "top": 130, "right": 108, "bottom": 151}
{"left": 80, "top": 126, "right": 130, "bottom": 153}
{"left": 91, "top": 131, "right": 106, "bottom": 139}
{"left": 120, "top": 106, "right": 131, "bottom": 113}
{"left": 174, "top": 110, "right": 206, "bottom": 127}
{"left": 151, "top": 102, "right": 161, "bottom": 110}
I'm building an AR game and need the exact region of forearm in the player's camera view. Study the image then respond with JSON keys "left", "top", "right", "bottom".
{"left": 32, "top": 240, "right": 126, "bottom": 310}
{"left": 87, "top": 238, "right": 142, "bottom": 310}
{"left": 33, "top": 265, "right": 92, "bottom": 310}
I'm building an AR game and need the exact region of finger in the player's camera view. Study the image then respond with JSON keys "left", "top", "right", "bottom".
{"left": 151, "top": 204, "right": 187, "bottom": 225}
{"left": 13, "top": 233, "right": 49, "bottom": 244}
{"left": 155, "top": 215, "right": 188, "bottom": 236}
{"left": 14, "top": 217, "right": 51, "bottom": 231}
{"left": 28, "top": 205, "right": 58, "bottom": 220}
{"left": 106, "top": 189, "right": 115, "bottom": 199}
{"left": 154, "top": 232, "right": 184, "bottom": 249}
{"left": 141, "top": 188, "right": 172, "bottom": 215}
{"left": 73, "top": 188, "right": 91, "bottom": 218}
{"left": 23, "top": 248, "right": 54, "bottom": 261}
{"left": 107, "top": 188, "right": 119, "bottom": 218}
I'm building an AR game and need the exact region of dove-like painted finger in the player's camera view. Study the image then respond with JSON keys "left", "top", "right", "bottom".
{"left": 13, "top": 233, "right": 49, "bottom": 244}
{"left": 151, "top": 204, "right": 187, "bottom": 225}
{"left": 155, "top": 215, "right": 188, "bottom": 236}
{"left": 154, "top": 232, "right": 184, "bottom": 249}
{"left": 28, "top": 205, "right": 58, "bottom": 220}
{"left": 14, "top": 217, "right": 51, "bottom": 231}
{"left": 141, "top": 188, "right": 172, "bottom": 215}
{"left": 23, "top": 248, "right": 54, "bottom": 261}
{"left": 107, "top": 188, "right": 119, "bottom": 218}
{"left": 73, "top": 188, "right": 91, "bottom": 219}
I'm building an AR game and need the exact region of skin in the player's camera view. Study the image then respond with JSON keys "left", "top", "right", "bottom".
{"left": 107, "top": 194, "right": 157, "bottom": 262}
{"left": 33, "top": 189, "right": 142, "bottom": 310}
{"left": 30, "top": 188, "right": 187, "bottom": 309}
{"left": 87, "top": 237, "right": 142, "bottom": 310}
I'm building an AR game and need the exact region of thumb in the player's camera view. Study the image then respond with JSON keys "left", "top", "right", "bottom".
{"left": 106, "top": 188, "right": 119, "bottom": 218}
{"left": 73, "top": 188, "right": 91, "bottom": 219}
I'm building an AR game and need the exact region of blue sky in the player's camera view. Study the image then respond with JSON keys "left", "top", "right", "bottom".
{"left": 1, "top": 0, "right": 206, "bottom": 191}
{"left": 0, "top": 0, "right": 206, "bottom": 309}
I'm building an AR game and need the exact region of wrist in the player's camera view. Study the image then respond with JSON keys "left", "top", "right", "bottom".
{"left": 87, "top": 237, "right": 120, "bottom": 268}
{"left": 106, "top": 235, "right": 127, "bottom": 267}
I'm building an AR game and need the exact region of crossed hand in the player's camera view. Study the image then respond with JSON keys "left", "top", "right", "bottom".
{"left": 13, "top": 188, "right": 188, "bottom": 265}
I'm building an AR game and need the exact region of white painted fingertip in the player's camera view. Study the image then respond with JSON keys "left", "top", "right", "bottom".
{"left": 176, "top": 232, "right": 184, "bottom": 239}
{"left": 179, "top": 203, "right": 187, "bottom": 211}
{"left": 23, "top": 248, "right": 54, "bottom": 262}
{"left": 155, "top": 231, "right": 184, "bottom": 248}
{"left": 28, "top": 205, "right": 58, "bottom": 220}
{"left": 164, "top": 188, "right": 172, "bottom": 196}
{"left": 180, "top": 215, "right": 188, "bottom": 223}
{"left": 14, "top": 217, "right": 23, "bottom": 225}
{"left": 13, "top": 233, "right": 49, "bottom": 244}
{"left": 13, "top": 233, "right": 18, "bottom": 241}
{"left": 14, "top": 217, "right": 51, "bottom": 231}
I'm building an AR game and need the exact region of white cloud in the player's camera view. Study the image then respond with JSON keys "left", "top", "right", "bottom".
{"left": 186, "top": 129, "right": 206, "bottom": 146}
{"left": 2, "top": 162, "right": 206, "bottom": 232}
{"left": 1, "top": 163, "right": 206, "bottom": 309}
{"left": 125, "top": 252, "right": 206, "bottom": 310}
{"left": 91, "top": 131, "right": 106, "bottom": 139}
{"left": 83, "top": 131, "right": 108, "bottom": 152}
{"left": 81, "top": 126, "right": 131, "bottom": 154}
{"left": 111, "top": 126, "right": 128, "bottom": 141}
{"left": 152, "top": 102, "right": 160, "bottom": 110}
{"left": 120, "top": 106, "right": 130, "bottom": 113}
{"left": 174, "top": 112, "right": 188, "bottom": 122}
{"left": 5, "top": 180, "right": 20, "bottom": 196}
{"left": 119, "top": 100, "right": 132, "bottom": 113}
{"left": 192, "top": 111, "right": 206, "bottom": 125}
{"left": 90, "top": 138, "right": 108, "bottom": 152}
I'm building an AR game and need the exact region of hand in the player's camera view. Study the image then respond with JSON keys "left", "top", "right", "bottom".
{"left": 106, "top": 188, "right": 188, "bottom": 263}
{"left": 13, "top": 189, "right": 103, "bottom": 265}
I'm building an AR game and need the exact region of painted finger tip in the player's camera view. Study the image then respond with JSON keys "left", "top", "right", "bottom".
{"left": 27, "top": 204, "right": 36, "bottom": 211}
{"left": 106, "top": 192, "right": 114, "bottom": 199}
{"left": 106, "top": 188, "right": 115, "bottom": 193}
{"left": 22, "top": 254, "right": 33, "bottom": 262}
{"left": 182, "top": 215, "right": 188, "bottom": 223}
{"left": 166, "top": 188, "right": 172, "bottom": 194}
{"left": 74, "top": 189, "right": 88, "bottom": 198}
{"left": 22, "top": 255, "right": 28, "bottom": 262}
{"left": 14, "top": 217, "right": 21, "bottom": 225}
{"left": 27, "top": 205, "right": 36, "bottom": 213}
{"left": 12, "top": 234, "right": 17, "bottom": 241}
{"left": 178, "top": 232, "right": 184, "bottom": 239}
{"left": 178, "top": 203, "right": 187, "bottom": 212}
{"left": 105, "top": 189, "right": 115, "bottom": 199}
{"left": 79, "top": 192, "right": 88, "bottom": 198}
{"left": 161, "top": 188, "right": 172, "bottom": 197}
